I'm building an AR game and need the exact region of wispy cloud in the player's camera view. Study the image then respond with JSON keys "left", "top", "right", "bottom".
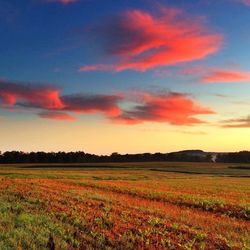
{"left": 202, "top": 69, "right": 250, "bottom": 83}
{"left": 0, "top": 80, "right": 122, "bottom": 121}
{"left": 113, "top": 92, "right": 215, "bottom": 126}
{"left": 180, "top": 66, "right": 250, "bottom": 83}
{"left": 79, "top": 64, "right": 116, "bottom": 72}
{"left": 175, "top": 130, "right": 208, "bottom": 135}
{"left": 0, "top": 80, "right": 64, "bottom": 109}
{"left": 61, "top": 94, "right": 123, "bottom": 117}
{"left": 80, "top": 7, "right": 222, "bottom": 72}
{"left": 221, "top": 116, "right": 250, "bottom": 128}
{"left": 38, "top": 111, "right": 76, "bottom": 120}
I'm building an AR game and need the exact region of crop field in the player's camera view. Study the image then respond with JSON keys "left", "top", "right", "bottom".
{"left": 0, "top": 162, "right": 249, "bottom": 250}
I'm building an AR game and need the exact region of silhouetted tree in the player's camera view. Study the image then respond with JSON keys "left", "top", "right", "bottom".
{"left": 0, "top": 150, "right": 247, "bottom": 164}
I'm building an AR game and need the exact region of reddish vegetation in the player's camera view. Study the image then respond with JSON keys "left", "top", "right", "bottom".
{"left": 0, "top": 167, "right": 249, "bottom": 249}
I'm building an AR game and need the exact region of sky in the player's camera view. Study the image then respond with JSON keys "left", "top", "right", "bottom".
{"left": 1, "top": 0, "right": 250, "bottom": 154}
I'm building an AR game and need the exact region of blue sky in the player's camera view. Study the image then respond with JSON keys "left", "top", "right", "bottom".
{"left": 0, "top": 0, "right": 250, "bottom": 153}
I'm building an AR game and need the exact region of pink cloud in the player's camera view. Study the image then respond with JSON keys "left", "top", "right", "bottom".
{"left": 179, "top": 66, "right": 250, "bottom": 83}
{"left": 79, "top": 64, "right": 115, "bottom": 72}
{"left": 202, "top": 69, "right": 250, "bottom": 83}
{"left": 0, "top": 80, "right": 122, "bottom": 120}
{"left": 39, "top": 111, "right": 76, "bottom": 121}
{"left": 0, "top": 81, "right": 64, "bottom": 109}
{"left": 80, "top": 7, "right": 223, "bottom": 72}
{"left": 0, "top": 81, "right": 215, "bottom": 125}
{"left": 113, "top": 92, "right": 215, "bottom": 126}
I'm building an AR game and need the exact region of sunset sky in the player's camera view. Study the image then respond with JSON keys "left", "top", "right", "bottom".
{"left": 1, "top": 0, "right": 250, "bottom": 154}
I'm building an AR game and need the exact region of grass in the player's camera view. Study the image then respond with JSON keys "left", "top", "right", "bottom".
{"left": 0, "top": 162, "right": 249, "bottom": 249}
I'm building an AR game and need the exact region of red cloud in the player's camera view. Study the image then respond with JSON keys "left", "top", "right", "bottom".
{"left": 113, "top": 92, "right": 215, "bottom": 125}
{"left": 39, "top": 111, "right": 76, "bottom": 121}
{"left": 80, "top": 7, "right": 222, "bottom": 72}
{"left": 0, "top": 81, "right": 215, "bottom": 126}
{"left": 202, "top": 69, "right": 250, "bottom": 83}
{"left": 0, "top": 81, "right": 64, "bottom": 109}
{"left": 0, "top": 81, "right": 122, "bottom": 120}
{"left": 79, "top": 65, "right": 115, "bottom": 72}
{"left": 62, "top": 94, "right": 123, "bottom": 117}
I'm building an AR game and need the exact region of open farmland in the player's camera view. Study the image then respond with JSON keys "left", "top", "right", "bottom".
{"left": 0, "top": 162, "right": 249, "bottom": 250}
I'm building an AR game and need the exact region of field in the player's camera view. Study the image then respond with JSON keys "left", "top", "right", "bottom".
{"left": 0, "top": 162, "right": 249, "bottom": 250}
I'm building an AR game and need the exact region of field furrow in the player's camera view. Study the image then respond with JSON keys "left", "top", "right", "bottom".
{"left": 0, "top": 163, "right": 249, "bottom": 249}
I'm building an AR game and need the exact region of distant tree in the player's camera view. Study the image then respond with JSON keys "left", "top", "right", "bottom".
{"left": 0, "top": 150, "right": 247, "bottom": 164}
{"left": 216, "top": 151, "right": 250, "bottom": 163}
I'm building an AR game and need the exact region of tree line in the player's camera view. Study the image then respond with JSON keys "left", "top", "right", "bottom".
{"left": 0, "top": 150, "right": 211, "bottom": 163}
{"left": 0, "top": 150, "right": 249, "bottom": 163}
{"left": 216, "top": 151, "right": 250, "bottom": 163}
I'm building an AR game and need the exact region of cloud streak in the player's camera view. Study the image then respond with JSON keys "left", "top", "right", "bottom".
{"left": 180, "top": 66, "right": 250, "bottom": 83}
{"left": 0, "top": 80, "right": 123, "bottom": 121}
{"left": 0, "top": 80, "right": 215, "bottom": 125}
{"left": 222, "top": 116, "right": 250, "bottom": 128}
{"left": 61, "top": 94, "right": 123, "bottom": 117}
{"left": 80, "top": 7, "right": 223, "bottom": 72}
{"left": 202, "top": 69, "right": 250, "bottom": 83}
{"left": 38, "top": 111, "right": 76, "bottom": 120}
{"left": 0, "top": 80, "right": 64, "bottom": 109}
{"left": 113, "top": 92, "right": 215, "bottom": 125}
